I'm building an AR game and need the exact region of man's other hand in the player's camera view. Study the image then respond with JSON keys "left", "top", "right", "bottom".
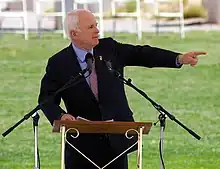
{"left": 61, "top": 114, "right": 76, "bottom": 121}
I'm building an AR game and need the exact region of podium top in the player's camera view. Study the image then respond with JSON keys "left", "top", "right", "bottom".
{"left": 53, "top": 120, "right": 152, "bottom": 134}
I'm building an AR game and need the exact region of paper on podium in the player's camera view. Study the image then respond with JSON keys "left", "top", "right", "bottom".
{"left": 76, "top": 116, "right": 114, "bottom": 122}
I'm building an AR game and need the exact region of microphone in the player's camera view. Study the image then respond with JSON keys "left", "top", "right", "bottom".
{"left": 105, "top": 60, "right": 114, "bottom": 72}
{"left": 85, "top": 53, "right": 94, "bottom": 73}
{"left": 104, "top": 60, "right": 122, "bottom": 78}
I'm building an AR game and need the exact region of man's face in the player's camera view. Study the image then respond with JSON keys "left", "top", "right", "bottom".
{"left": 72, "top": 11, "right": 99, "bottom": 49}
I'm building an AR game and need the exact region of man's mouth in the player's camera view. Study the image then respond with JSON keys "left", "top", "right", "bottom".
{"left": 93, "top": 35, "right": 99, "bottom": 39}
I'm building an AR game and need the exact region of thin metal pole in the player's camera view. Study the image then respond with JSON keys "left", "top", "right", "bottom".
{"left": 137, "top": 127, "right": 144, "bottom": 169}
{"left": 33, "top": 125, "right": 39, "bottom": 169}
{"left": 61, "top": 126, "right": 66, "bottom": 169}
{"left": 160, "top": 126, "right": 165, "bottom": 169}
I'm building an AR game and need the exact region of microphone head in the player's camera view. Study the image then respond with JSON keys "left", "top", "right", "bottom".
{"left": 105, "top": 60, "right": 113, "bottom": 72}
{"left": 104, "top": 60, "right": 121, "bottom": 78}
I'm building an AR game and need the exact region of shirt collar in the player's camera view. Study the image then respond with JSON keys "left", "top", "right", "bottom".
{"left": 72, "top": 43, "right": 93, "bottom": 62}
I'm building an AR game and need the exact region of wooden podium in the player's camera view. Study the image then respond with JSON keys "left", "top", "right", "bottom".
{"left": 53, "top": 120, "right": 152, "bottom": 169}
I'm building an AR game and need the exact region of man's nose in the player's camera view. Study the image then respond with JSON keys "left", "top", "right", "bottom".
{"left": 95, "top": 27, "right": 100, "bottom": 33}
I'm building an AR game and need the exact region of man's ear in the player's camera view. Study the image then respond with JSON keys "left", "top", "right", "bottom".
{"left": 71, "top": 29, "right": 77, "bottom": 37}
{"left": 72, "top": 28, "right": 82, "bottom": 37}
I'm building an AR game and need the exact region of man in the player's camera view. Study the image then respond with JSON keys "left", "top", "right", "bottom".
{"left": 38, "top": 9, "right": 206, "bottom": 169}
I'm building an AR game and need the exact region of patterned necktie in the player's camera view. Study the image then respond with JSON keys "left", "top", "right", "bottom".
{"left": 88, "top": 54, "right": 98, "bottom": 100}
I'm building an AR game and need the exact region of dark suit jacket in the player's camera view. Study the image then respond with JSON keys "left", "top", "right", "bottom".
{"left": 38, "top": 37, "right": 180, "bottom": 154}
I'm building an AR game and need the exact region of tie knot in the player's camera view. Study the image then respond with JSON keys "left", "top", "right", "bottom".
{"left": 85, "top": 52, "right": 95, "bottom": 74}
{"left": 85, "top": 52, "right": 94, "bottom": 62}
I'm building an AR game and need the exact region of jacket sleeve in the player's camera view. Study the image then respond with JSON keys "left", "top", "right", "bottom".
{"left": 112, "top": 38, "right": 181, "bottom": 68}
{"left": 38, "top": 57, "right": 66, "bottom": 125}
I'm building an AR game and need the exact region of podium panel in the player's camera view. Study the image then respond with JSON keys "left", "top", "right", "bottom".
{"left": 53, "top": 120, "right": 152, "bottom": 169}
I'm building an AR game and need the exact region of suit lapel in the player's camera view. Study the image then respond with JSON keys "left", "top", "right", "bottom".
{"left": 93, "top": 45, "right": 120, "bottom": 120}
{"left": 94, "top": 46, "right": 113, "bottom": 101}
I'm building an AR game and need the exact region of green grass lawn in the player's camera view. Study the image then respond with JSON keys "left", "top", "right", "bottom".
{"left": 0, "top": 31, "right": 220, "bottom": 169}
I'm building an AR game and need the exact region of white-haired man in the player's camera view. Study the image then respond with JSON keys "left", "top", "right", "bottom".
{"left": 38, "top": 9, "right": 206, "bottom": 169}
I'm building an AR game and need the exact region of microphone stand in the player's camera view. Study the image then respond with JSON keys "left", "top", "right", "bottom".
{"left": 2, "top": 67, "right": 89, "bottom": 168}
{"left": 2, "top": 68, "right": 89, "bottom": 137}
{"left": 32, "top": 112, "right": 40, "bottom": 169}
{"left": 156, "top": 113, "right": 166, "bottom": 169}
{"left": 110, "top": 69, "right": 201, "bottom": 169}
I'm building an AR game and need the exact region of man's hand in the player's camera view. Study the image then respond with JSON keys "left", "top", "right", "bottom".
{"left": 60, "top": 114, "right": 76, "bottom": 121}
{"left": 178, "top": 51, "right": 207, "bottom": 66}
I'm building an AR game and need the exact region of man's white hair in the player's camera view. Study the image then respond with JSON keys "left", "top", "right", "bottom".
{"left": 64, "top": 10, "right": 79, "bottom": 39}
